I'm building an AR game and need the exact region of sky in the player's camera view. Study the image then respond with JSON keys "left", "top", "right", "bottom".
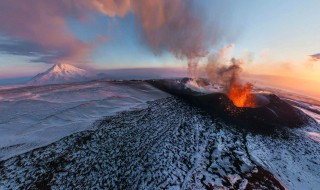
{"left": 0, "top": 0, "right": 319, "bottom": 83}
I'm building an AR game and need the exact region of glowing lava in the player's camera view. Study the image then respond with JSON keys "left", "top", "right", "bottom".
{"left": 227, "top": 81, "right": 256, "bottom": 108}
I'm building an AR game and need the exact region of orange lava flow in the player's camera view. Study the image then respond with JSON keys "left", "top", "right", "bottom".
{"left": 227, "top": 82, "right": 256, "bottom": 107}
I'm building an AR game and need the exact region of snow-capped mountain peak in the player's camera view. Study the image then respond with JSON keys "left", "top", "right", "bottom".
{"left": 28, "top": 63, "right": 90, "bottom": 85}
{"left": 48, "top": 63, "right": 86, "bottom": 75}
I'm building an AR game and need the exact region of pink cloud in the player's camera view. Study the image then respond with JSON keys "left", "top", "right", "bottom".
{"left": 0, "top": 0, "right": 98, "bottom": 64}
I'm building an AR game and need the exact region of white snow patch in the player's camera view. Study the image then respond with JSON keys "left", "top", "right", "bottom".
{"left": 306, "top": 132, "right": 320, "bottom": 143}
{"left": 297, "top": 107, "right": 320, "bottom": 123}
{"left": 239, "top": 179, "right": 248, "bottom": 190}
{"left": 185, "top": 79, "right": 223, "bottom": 93}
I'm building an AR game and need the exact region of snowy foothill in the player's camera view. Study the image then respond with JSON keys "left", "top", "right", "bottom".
{"left": 0, "top": 80, "right": 169, "bottom": 160}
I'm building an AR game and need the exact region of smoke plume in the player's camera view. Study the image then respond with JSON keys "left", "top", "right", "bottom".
{"left": 205, "top": 44, "right": 235, "bottom": 84}
{"left": 131, "top": 0, "right": 209, "bottom": 77}
{"left": 94, "top": 0, "right": 212, "bottom": 77}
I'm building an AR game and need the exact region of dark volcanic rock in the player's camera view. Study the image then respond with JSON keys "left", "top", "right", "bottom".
{"left": 180, "top": 93, "right": 311, "bottom": 131}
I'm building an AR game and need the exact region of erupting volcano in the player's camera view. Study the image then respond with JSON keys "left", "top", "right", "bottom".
{"left": 148, "top": 78, "right": 314, "bottom": 132}
{"left": 147, "top": 44, "right": 308, "bottom": 130}
{"left": 202, "top": 47, "right": 259, "bottom": 108}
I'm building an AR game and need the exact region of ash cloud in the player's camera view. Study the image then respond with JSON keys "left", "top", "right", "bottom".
{"left": 204, "top": 44, "right": 248, "bottom": 93}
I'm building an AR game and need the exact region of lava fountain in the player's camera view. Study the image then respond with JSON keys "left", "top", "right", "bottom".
{"left": 219, "top": 58, "right": 257, "bottom": 108}
{"left": 227, "top": 81, "right": 256, "bottom": 108}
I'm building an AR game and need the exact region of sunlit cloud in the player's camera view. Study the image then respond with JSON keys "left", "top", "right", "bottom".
{"left": 309, "top": 53, "right": 320, "bottom": 62}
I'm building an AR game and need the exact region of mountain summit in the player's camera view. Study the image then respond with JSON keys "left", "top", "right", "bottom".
{"left": 28, "top": 63, "right": 90, "bottom": 85}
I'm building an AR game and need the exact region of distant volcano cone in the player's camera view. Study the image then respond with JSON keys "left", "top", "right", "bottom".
{"left": 28, "top": 63, "right": 90, "bottom": 85}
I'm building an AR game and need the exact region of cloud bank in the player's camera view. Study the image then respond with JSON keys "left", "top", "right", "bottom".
{"left": 0, "top": 0, "right": 225, "bottom": 68}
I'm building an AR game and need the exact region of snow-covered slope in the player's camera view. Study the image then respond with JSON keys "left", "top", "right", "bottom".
{"left": 0, "top": 80, "right": 169, "bottom": 160}
{"left": 0, "top": 98, "right": 288, "bottom": 189}
{"left": 28, "top": 63, "right": 90, "bottom": 85}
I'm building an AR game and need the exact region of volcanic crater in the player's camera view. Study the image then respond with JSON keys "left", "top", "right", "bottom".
{"left": 148, "top": 78, "right": 314, "bottom": 132}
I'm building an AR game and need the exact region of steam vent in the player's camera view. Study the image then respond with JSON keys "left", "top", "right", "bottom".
{"left": 148, "top": 78, "right": 314, "bottom": 132}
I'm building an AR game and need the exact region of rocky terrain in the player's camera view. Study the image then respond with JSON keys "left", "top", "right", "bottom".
{"left": 1, "top": 96, "right": 319, "bottom": 189}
